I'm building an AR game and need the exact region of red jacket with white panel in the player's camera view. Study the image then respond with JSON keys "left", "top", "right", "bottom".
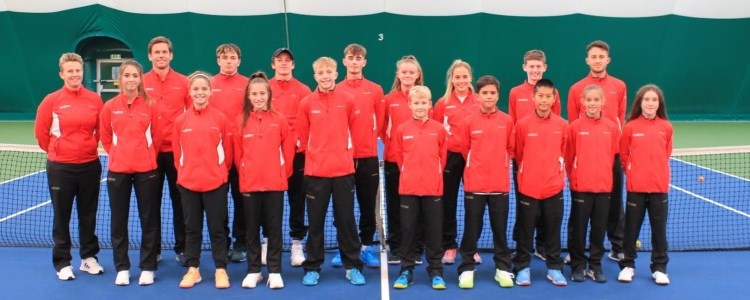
{"left": 100, "top": 94, "right": 161, "bottom": 173}
{"left": 393, "top": 119, "right": 447, "bottom": 196}
{"left": 143, "top": 68, "right": 190, "bottom": 152}
{"left": 234, "top": 110, "right": 295, "bottom": 192}
{"left": 565, "top": 115, "right": 619, "bottom": 193}
{"left": 35, "top": 87, "right": 103, "bottom": 163}
{"left": 336, "top": 77, "right": 384, "bottom": 158}
{"left": 432, "top": 91, "right": 478, "bottom": 153}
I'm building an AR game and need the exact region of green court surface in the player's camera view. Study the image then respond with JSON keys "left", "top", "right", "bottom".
{"left": 2, "top": 121, "right": 749, "bottom": 148}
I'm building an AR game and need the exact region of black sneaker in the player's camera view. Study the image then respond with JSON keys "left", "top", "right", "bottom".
{"left": 588, "top": 269, "right": 607, "bottom": 283}
{"left": 571, "top": 269, "right": 586, "bottom": 282}
{"left": 387, "top": 253, "right": 401, "bottom": 265}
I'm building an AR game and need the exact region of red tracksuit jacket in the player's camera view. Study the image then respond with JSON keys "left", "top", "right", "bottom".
{"left": 336, "top": 77, "right": 384, "bottom": 158}
{"left": 270, "top": 77, "right": 312, "bottom": 152}
{"left": 508, "top": 81, "right": 562, "bottom": 124}
{"left": 514, "top": 113, "right": 568, "bottom": 199}
{"left": 432, "top": 91, "right": 478, "bottom": 153}
{"left": 143, "top": 68, "right": 190, "bottom": 152}
{"left": 35, "top": 86, "right": 102, "bottom": 163}
{"left": 100, "top": 94, "right": 161, "bottom": 173}
{"left": 211, "top": 73, "right": 249, "bottom": 122}
{"left": 620, "top": 116, "right": 673, "bottom": 193}
{"left": 173, "top": 105, "right": 234, "bottom": 192}
{"left": 565, "top": 116, "right": 619, "bottom": 193}
{"left": 460, "top": 110, "right": 514, "bottom": 193}
{"left": 393, "top": 118, "right": 447, "bottom": 196}
{"left": 567, "top": 73, "right": 627, "bottom": 129}
{"left": 296, "top": 88, "right": 357, "bottom": 177}
{"left": 234, "top": 110, "right": 295, "bottom": 192}
{"left": 380, "top": 90, "right": 414, "bottom": 163}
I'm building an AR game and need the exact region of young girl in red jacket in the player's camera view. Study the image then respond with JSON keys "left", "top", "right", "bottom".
{"left": 235, "top": 72, "right": 294, "bottom": 289}
{"left": 392, "top": 85, "right": 448, "bottom": 290}
{"left": 173, "top": 71, "right": 234, "bottom": 289}
{"left": 617, "top": 84, "right": 673, "bottom": 286}
{"left": 432, "top": 59, "right": 479, "bottom": 265}
{"left": 565, "top": 85, "right": 619, "bottom": 283}
{"left": 99, "top": 60, "right": 162, "bottom": 286}
{"left": 456, "top": 75, "right": 515, "bottom": 288}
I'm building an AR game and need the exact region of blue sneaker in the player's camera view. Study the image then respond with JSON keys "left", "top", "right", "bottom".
{"left": 302, "top": 271, "right": 319, "bottom": 286}
{"left": 393, "top": 270, "right": 413, "bottom": 289}
{"left": 431, "top": 275, "right": 447, "bottom": 290}
{"left": 346, "top": 268, "right": 366, "bottom": 285}
{"left": 361, "top": 247, "right": 380, "bottom": 268}
{"left": 331, "top": 252, "right": 343, "bottom": 268}
{"left": 516, "top": 267, "right": 531, "bottom": 286}
{"left": 547, "top": 269, "right": 567, "bottom": 286}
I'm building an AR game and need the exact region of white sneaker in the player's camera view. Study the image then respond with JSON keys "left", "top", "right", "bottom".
{"left": 139, "top": 271, "right": 155, "bottom": 286}
{"left": 563, "top": 254, "right": 571, "bottom": 264}
{"left": 115, "top": 270, "right": 130, "bottom": 286}
{"left": 618, "top": 267, "right": 635, "bottom": 283}
{"left": 261, "top": 238, "right": 268, "bottom": 266}
{"left": 56, "top": 266, "right": 75, "bottom": 281}
{"left": 458, "top": 270, "right": 474, "bottom": 289}
{"left": 79, "top": 257, "right": 104, "bottom": 275}
{"left": 267, "top": 273, "right": 284, "bottom": 289}
{"left": 242, "top": 273, "right": 262, "bottom": 289}
{"left": 652, "top": 271, "right": 670, "bottom": 285}
{"left": 290, "top": 240, "right": 305, "bottom": 267}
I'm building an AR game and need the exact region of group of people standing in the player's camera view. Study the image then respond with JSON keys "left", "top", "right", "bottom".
{"left": 35, "top": 36, "right": 672, "bottom": 291}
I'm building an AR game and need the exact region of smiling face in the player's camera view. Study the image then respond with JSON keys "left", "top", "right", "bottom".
{"left": 408, "top": 94, "right": 432, "bottom": 121}
{"left": 397, "top": 62, "right": 419, "bottom": 90}
{"left": 582, "top": 89, "right": 604, "bottom": 118}
{"left": 533, "top": 86, "right": 555, "bottom": 115}
{"left": 272, "top": 53, "right": 294, "bottom": 78}
{"left": 119, "top": 65, "right": 141, "bottom": 96}
{"left": 522, "top": 59, "right": 547, "bottom": 84}
{"left": 148, "top": 42, "right": 173, "bottom": 71}
{"left": 477, "top": 84, "right": 499, "bottom": 113}
{"left": 190, "top": 77, "right": 211, "bottom": 109}
{"left": 640, "top": 90, "right": 660, "bottom": 119}
{"left": 450, "top": 66, "right": 472, "bottom": 95}
{"left": 59, "top": 61, "right": 83, "bottom": 90}
{"left": 248, "top": 82, "right": 270, "bottom": 111}
{"left": 586, "top": 46, "right": 611, "bottom": 76}
{"left": 313, "top": 66, "right": 338, "bottom": 92}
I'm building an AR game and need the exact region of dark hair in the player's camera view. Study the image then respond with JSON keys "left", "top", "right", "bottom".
{"left": 344, "top": 43, "right": 367, "bottom": 57}
{"left": 241, "top": 71, "right": 272, "bottom": 128}
{"left": 118, "top": 60, "right": 154, "bottom": 105}
{"left": 587, "top": 40, "right": 610, "bottom": 53}
{"left": 148, "top": 36, "right": 173, "bottom": 53}
{"left": 627, "top": 84, "right": 668, "bottom": 121}
{"left": 533, "top": 78, "right": 555, "bottom": 94}
{"left": 216, "top": 43, "right": 241, "bottom": 59}
{"left": 475, "top": 75, "right": 500, "bottom": 92}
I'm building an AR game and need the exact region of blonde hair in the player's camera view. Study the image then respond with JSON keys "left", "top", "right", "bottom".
{"left": 581, "top": 84, "right": 605, "bottom": 103}
{"left": 523, "top": 49, "right": 546, "bottom": 64}
{"left": 312, "top": 56, "right": 337, "bottom": 72}
{"left": 390, "top": 55, "right": 424, "bottom": 93}
{"left": 441, "top": 59, "right": 473, "bottom": 103}
{"left": 344, "top": 43, "right": 367, "bottom": 57}
{"left": 58, "top": 53, "right": 83, "bottom": 71}
{"left": 408, "top": 85, "right": 432, "bottom": 102}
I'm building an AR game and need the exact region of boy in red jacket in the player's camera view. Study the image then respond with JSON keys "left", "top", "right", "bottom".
{"left": 565, "top": 85, "right": 619, "bottom": 283}
{"left": 392, "top": 86, "right": 448, "bottom": 290}
{"left": 297, "top": 57, "right": 365, "bottom": 286}
{"left": 512, "top": 79, "right": 568, "bottom": 286}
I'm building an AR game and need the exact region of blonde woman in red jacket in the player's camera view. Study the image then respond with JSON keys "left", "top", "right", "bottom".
{"left": 100, "top": 60, "right": 162, "bottom": 286}
{"left": 617, "top": 85, "right": 673, "bottom": 286}
{"left": 173, "top": 72, "right": 234, "bottom": 289}
{"left": 35, "top": 53, "right": 104, "bottom": 281}
{"left": 234, "top": 72, "right": 294, "bottom": 289}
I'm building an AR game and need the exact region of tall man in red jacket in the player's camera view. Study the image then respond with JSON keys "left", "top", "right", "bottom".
{"left": 567, "top": 40, "right": 627, "bottom": 262}
{"left": 297, "top": 57, "right": 365, "bottom": 286}
{"left": 143, "top": 36, "right": 191, "bottom": 266}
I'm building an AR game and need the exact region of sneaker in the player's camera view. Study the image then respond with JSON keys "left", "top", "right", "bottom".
{"left": 80, "top": 257, "right": 104, "bottom": 275}
{"left": 652, "top": 271, "right": 670, "bottom": 285}
{"left": 515, "top": 267, "right": 531, "bottom": 286}
{"left": 588, "top": 269, "right": 607, "bottom": 283}
{"left": 56, "top": 266, "right": 75, "bottom": 281}
{"left": 415, "top": 258, "right": 423, "bottom": 265}
{"left": 458, "top": 271, "right": 474, "bottom": 289}
{"left": 571, "top": 269, "right": 586, "bottom": 282}
{"left": 474, "top": 252, "right": 482, "bottom": 264}
{"left": 291, "top": 240, "right": 305, "bottom": 267}
{"left": 332, "top": 252, "right": 343, "bottom": 268}
{"left": 175, "top": 252, "right": 187, "bottom": 267}
{"left": 608, "top": 250, "right": 624, "bottom": 262}
{"left": 302, "top": 271, "right": 319, "bottom": 286}
{"left": 618, "top": 267, "right": 635, "bottom": 283}
{"left": 361, "top": 247, "right": 380, "bottom": 268}
{"left": 547, "top": 269, "right": 567, "bottom": 286}
{"left": 138, "top": 271, "right": 155, "bottom": 286}
{"left": 266, "top": 273, "right": 283, "bottom": 289}
{"left": 241, "top": 272, "right": 262, "bottom": 289}
{"left": 215, "top": 268, "right": 230, "bottom": 289}
{"left": 346, "top": 268, "right": 366, "bottom": 285}
{"left": 115, "top": 270, "right": 130, "bottom": 286}
{"left": 442, "top": 249, "right": 457, "bottom": 264}
{"left": 261, "top": 238, "right": 268, "bottom": 266}
{"left": 563, "top": 254, "right": 571, "bottom": 264}
{"left": 387, "top": 250, "right": 401, "bottom": 264}
{"left": 179, "top": 267, "right": 202, "bottom": 288}
{"left": 494, "top": 269, "right": 514, "bottom": 288}
{"left": 534, "top": 248, "right": 547, "bottom": 261}
{"left": 230, "top": 248, "right": 247, "bottom": 263}
{"left": 431, "top": 275, "right": 447, "bottom": 290}
{"left": 393, "top": 270, "right": 413, "bottom": 289}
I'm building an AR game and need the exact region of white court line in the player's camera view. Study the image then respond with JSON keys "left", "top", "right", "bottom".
{"left": 670, "top": 157, "right": 750, "bottom": 183}
{"left": 671, "top": 184, "right": 750, "bottom": 219}
{"left": 0, "top": 170, "right": 45, "bottom": 185}
{"left": 380, "top": 248, "right": 390, "bottom": 300}
{"left": 0, "top": 177, "right": 107, "bottom": 223}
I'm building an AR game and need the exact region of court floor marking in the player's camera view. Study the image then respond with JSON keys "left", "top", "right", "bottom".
{"left": 670, "top": 157, "right": 750, "bottom": 183}
{"left": 380, "top": 248, "right": 390, "bottom": 300}
{"left": 0, "top": 170, "right": 45, "bottom": 185}
{"left": 670, "top": 184, "right": 750, "bottom": 219}
{"left": 0, "top": 177, "right": 107, "bottom": 223}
